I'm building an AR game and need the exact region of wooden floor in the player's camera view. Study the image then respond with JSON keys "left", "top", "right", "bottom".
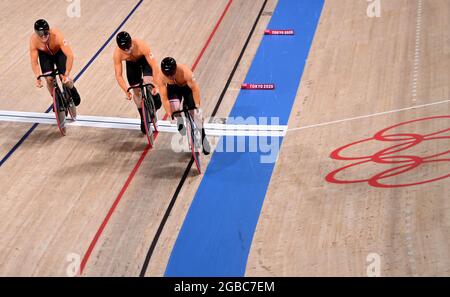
{"left": 246, "top": 0, "right": 450, "bottom": 276}
{"left": 0, "top": 0, "right": 448, "bottom": 276}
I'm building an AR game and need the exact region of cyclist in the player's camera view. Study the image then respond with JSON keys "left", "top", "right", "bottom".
{"left": 158, "top": 57, "right": 210, "bottom": 155}
{"left": 113, "top": 31, "right": 162, "bottom": 134}
{"left": 30, "top": 19, "right": 81, "bottom": 106}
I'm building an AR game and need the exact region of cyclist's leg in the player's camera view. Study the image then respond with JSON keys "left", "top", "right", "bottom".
{"left": 126, "top": 61, "right": 146, "bottom": 133}
{"left": 54, "top": 50, "right": 66, "bottom": 79}
{"left": 167, "top": 85, "right": 185, "bottom": 135}
{"left": 181, "top": 86, "right": 196, "bottom": 108}
{"left": 126, "top": 61, "right": 143, "bottom": 107}
{"left": 181, "top": 86, "right": 200, "bottom": 124}
{"left": 140, "top": 57, "right": 162, "bottom": 110}
{"left": 38, "top": 51, "right": 56, "bottom": 95}
{"left": 55, "top": 50, "right": 81, "bottom": 106}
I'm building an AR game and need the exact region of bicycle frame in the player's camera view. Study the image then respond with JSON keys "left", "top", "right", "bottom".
{"left": 172, "top": 106, "right": 202, "bottom": 174}
{"left": 128, "top": 83, "right": 158, "bottom": 146}
{"left": 38, "top": 70, "right": 71, "bottom": 135}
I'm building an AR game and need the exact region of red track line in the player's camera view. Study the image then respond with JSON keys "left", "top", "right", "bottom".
{"left": 192, "top": 0, "right": 233, "bottom": 71}
{"left": 79, "top": 144, "right": 151, "bottom": 275}
{"left": 79, "top": 0, "right": 234, "bottom": 276}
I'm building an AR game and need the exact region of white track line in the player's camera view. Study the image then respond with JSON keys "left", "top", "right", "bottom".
{"left": 404, "top": 0, "right": 423, "bottom": 277}
{"left": 0, "top": 110, "right": 287, "bottom": 137}
{"left": 411, "top": 0, "right": 423, "bottom": 105}
{"left": 287, "top": 98, "right": 450, "bottom": 132}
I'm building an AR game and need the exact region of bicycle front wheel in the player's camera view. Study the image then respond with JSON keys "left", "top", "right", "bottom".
{"left": 141, "top": 99, "right": 154, "bottom": 147}
{"left": 144, "top": 86, "right": 157, "bottom": 125}
{"left": 186, "top": 112, "right": 201, "bottom": 174}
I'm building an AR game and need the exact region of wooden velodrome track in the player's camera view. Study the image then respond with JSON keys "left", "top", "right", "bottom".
{"left": 0, "top": 0, "right": 448, "bottom": 276}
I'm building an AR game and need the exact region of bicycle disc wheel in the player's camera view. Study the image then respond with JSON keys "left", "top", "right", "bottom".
{"left": 53, "top": 88, "right": 66, "bottom": 136}
{"left": 141, "top": 99, "right": 154, "bottom": 147}
{"left": 145, "top": 95, "right": 158, "bottom": 133}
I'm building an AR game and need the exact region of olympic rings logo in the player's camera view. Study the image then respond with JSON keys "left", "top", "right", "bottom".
{"left": 325, "top": 116, "right": 450, "bottom": 188}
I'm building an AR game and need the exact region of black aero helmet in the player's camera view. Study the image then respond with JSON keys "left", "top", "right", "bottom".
{"left": 116, "top": 31, "right": 132, "bottom": 50}
{"left": 161, "top": 57, "right": 177, "bottom": 76}
{"left": 34, "top": 19, "right": 50, "bottom": 37}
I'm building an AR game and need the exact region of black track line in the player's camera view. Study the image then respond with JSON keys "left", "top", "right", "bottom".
{"left": 139, "top": 0, "right": 269, "bottom": 277}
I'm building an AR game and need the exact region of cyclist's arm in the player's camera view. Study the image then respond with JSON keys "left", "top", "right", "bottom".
{"left": 29, "top": 39, "right": 41, "bottom": 79}
{"left": 113, "top": 50, "right": 128, "bottom": 93}
{"left": 57, "top": 31, "right": 74, "bottom": 77}
{"left": 186, "top": 72, "right": 201, "bottom": 108}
